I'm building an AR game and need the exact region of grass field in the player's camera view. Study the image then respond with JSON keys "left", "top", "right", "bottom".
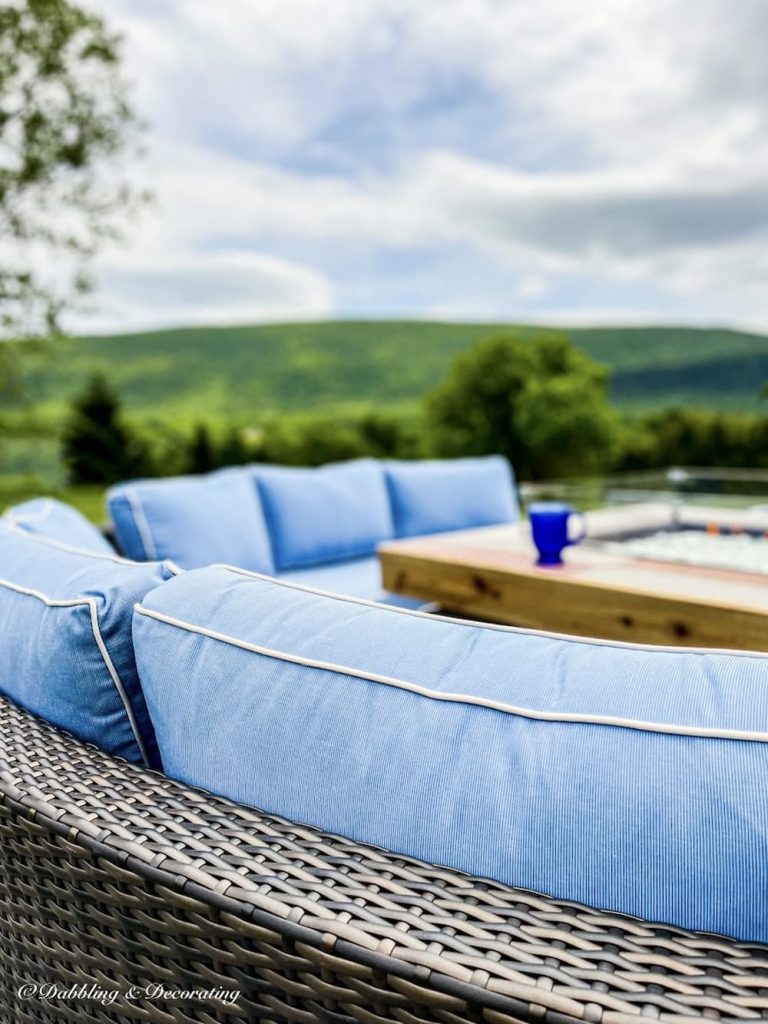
{"left": 9, "top": 320, "right": 768, "bottom": 430}
{"left": 0, "top": 477, "right": 106, "bottom": 522}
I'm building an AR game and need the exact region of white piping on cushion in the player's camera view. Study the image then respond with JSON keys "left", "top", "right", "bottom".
{"left": 214, "top": 564, "right": 768, "bottom": 661}
{"left": 133, "top": 603, "right": 768, "bottom": 745}
{"left": 121, "top": 488, "right": 157, "bottom": 561}
{"left": 5, "top": 498, "right": 54, "bottom": 524}
{"left": 0, "top": 578, "right": 150, "bottom": 766}
{"left": 108, "top": 476, "right": 230, "bottom": 563}
{"left": 2, "top": 518, "right": 180, "bottom": 574}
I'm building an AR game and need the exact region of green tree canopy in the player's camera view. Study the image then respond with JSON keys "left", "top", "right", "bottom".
{"left": 0, "top": 0, "right": 143, "bottom": 340}
{"left": 426, "top": 333, "right": 619, "bottom": 479}
{"left": 185, "top": 423, "right": 216, "bottom": 474}
{"left": 62, "top": 372, "right": 148, "bottom": 484}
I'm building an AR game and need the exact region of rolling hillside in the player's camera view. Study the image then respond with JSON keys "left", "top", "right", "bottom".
{"left": 11, "top": 321, "right": 768, "bottom": 427}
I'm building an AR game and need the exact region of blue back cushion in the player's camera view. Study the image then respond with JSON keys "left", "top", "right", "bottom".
{"left": 108, "top": 471, "right": 274, "bottom": 572}
{"left": 0, "top": 523, "right": 176, "bottom": 766}
{"left": 134, "top": 566, "right": 768, "bottom": 943}
{"left": 5, "top": 497, "right": 115, "bottom": 555}
{"left": 255, "top": 459, "right": 394, "bottom": 570}
{"left": 385, "top": 456, "right": 519, "bottom": 537}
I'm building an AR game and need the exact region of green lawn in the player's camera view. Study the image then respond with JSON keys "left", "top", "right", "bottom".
{"left": 0, "top": 478, "right": 106, "bottom": 523}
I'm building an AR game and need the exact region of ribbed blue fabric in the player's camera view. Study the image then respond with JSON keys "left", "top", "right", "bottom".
{"left": 106, "top": 490, "right": 147, "bottom": 560}
{"left": 385, "top": 456, "right": 519, "bottom": 537}
{"left": 255, "top": 459, "right": 394, "bottom": 570}
{"left": 5, "top": 497, "right": 115, "bottom": 554}
{"left": 107, "top": 457, "right": 519, "bottom": 598}
{"left": 108, "top": 471, "right": 274, "bottom": 572}
{"left": 134, "top": 567, "right": 768, "bottom": 943}
{"left": 0, "top": 523, "right": 175, "bottom": 766}
{"left": 278, "top": 555, "right": 423, "bottom": 607}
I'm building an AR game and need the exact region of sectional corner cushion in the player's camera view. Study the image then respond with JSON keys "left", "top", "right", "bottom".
{"left": 278, "top": 556, "right": 424, "bottom": 609}
{"left": 385, "top": 455, "right": 519, "bottom": 537}
{"left": 4, "top": 497, "right": 115, "bottom": 555}
{"left": 134, "top": 566, "right": 768, "bottom": 943}
{"left": 254, "top": 458, "right": 394, "bottom": 570}
{"left": 108, "top": 470, "right": 274, "bottom": 572}
{"left": 0, "top": 523, "right": 176, "bottom": 766}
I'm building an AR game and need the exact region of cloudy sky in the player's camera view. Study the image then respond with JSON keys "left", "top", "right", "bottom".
{"left": 78, "top": 0, "right": 768, "bottom": 333}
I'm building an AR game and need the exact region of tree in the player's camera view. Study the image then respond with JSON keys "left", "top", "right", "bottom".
{"left": 0, "top": 0, "right": 144, "bottom": 339}
{"left": 219, "top": 426, "right": 250, "bottom": 467}
{"left": 185, "top": 423, "right": 216, "bottom": 474}
{"left": 357, "top": 411, "right": 422, "bottom": 458}
{"left": 614, "top": 407, "right": 758, "bottom": 472}
{"left": 62, "top": 372, "right": 148, "bottom": 484}
{"left": 426, "top": 333, "right": 619, "bottom": 479}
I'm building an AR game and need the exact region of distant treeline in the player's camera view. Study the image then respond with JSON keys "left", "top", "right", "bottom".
{"left": 58, "top": 333, "right": 768, "bottom": 486}
{"left": 619, "top": 407, "right": 768, "bottom": 473}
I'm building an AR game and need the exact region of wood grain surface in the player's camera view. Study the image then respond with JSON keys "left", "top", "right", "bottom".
{"left": 379, "top": 504, "right": 768, "bottom": 651}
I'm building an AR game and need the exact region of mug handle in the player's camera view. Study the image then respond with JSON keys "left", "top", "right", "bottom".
{"left": 567, "top": 512, "right": 587, "bottom": 546}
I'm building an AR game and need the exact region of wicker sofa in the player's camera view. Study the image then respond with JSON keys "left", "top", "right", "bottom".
{"left": 2, "top": 693, "right": 767, "bottom": 1022}
{"left": 2, "top": 480, "right": 768, "bottom": 1021}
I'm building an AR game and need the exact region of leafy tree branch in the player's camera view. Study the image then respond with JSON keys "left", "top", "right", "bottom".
{"left": 0, "top": 0, "right": 145, "bottom": 340}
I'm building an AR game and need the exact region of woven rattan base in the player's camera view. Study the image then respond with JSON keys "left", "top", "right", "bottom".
{"left": 0, "top": 694, "right": 765, "bottom": 1022}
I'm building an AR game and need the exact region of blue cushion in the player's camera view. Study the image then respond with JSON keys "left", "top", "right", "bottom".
{"left": 255, "top": 459, "right": 394, "bottom": 570}
{"left": 5, "top": 497, "right": 115, "bottom": 555}
{"left": 278, "top": 556, "right": 424, "bottom": 608}
{"left": 0, "top": 523, "right": 176, "bottom": 766}
{"left": 108, "top": 471, "right": 274, "bottom": 572}
{"left": 385, "top": 456, "right": 519, "bottom": 537}
{"left": 134, "top": 566, "right": 768, "bottom": 943}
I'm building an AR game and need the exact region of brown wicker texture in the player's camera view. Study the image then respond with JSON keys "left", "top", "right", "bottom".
{"left": 0, "top": 694, "right": 766, "bottom": 1024}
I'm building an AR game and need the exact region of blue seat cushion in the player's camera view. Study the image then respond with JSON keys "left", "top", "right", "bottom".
{"left": 5, "top": 497, "right": 115, "bottom": 555}
{"left": 278, "top": 556, "right": 423, "bottom": 608}
{"left": 0, "top": 523, "right": 176, "bottom": 766}
{"left": 385, "top": 456, "right": 519, "bottom": 537}
{"left": 108, "top": 470, "right": 274, "bottom": 572}
{"left": 255, "top": 459, "right": 394, "bottom": 570}
{"left": 134, "top": 567, "right": 768, "bottom": 943}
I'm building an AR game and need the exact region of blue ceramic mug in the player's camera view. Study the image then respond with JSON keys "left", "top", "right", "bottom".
{"left": 528, "top": 502, "right": 587, "bottom": 566}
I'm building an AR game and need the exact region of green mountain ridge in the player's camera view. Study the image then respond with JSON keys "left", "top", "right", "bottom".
{"left": 11, "top": 320, "right": 768, "bottom": 427}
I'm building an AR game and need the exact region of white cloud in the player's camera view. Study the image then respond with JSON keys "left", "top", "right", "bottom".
{"left": 65, "top": 250, "right": 333, "bottom": 334}
{"left": 79, "top": 0, "right": 768, "bottom": 330}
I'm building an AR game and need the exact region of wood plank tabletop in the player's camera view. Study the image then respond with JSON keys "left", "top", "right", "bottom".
{"left": 378, "top": 503, "right": 768, "bottom": 652}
